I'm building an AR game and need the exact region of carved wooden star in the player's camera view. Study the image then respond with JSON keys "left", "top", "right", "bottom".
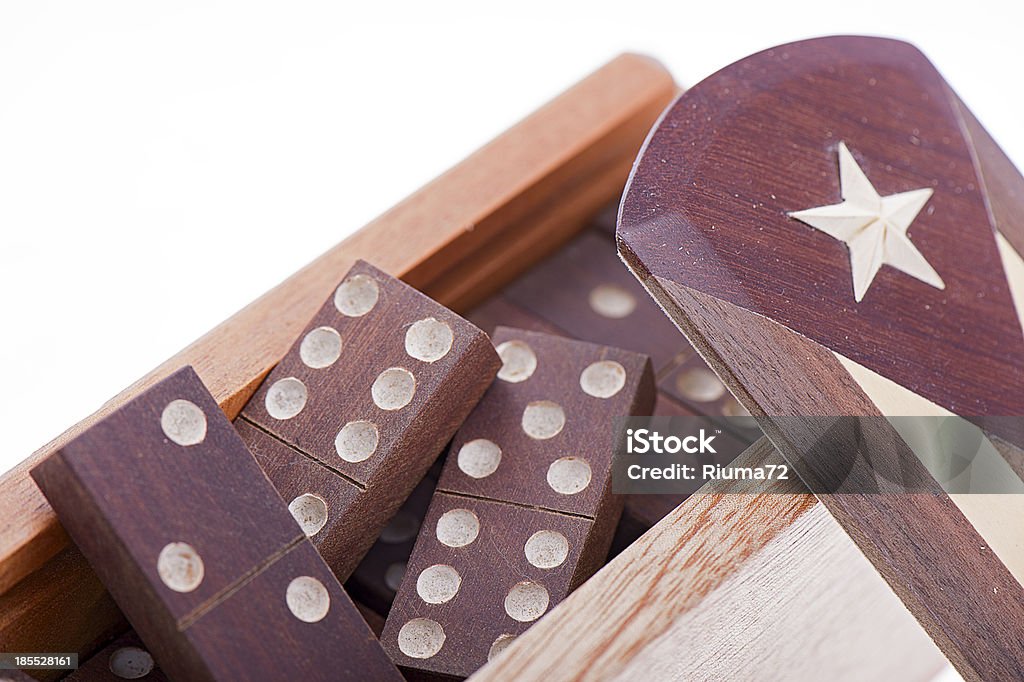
{"left": 788, "top": 141, "right": 944, "bottom": 302}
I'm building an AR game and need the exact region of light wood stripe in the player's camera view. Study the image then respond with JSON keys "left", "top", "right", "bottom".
{"left": 472, "top": 440, "right": 947, "bottom": 682}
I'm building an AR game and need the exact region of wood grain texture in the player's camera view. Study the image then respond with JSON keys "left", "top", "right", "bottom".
{"left": 951, "top": 91, "right": 1024, "bottom": 255}
{"left": 617, "top": 36, "right": 1024, "bottom": 681}
{"left": 238, "top": 261, "right": 499, "bottom": 580}
{"left": 953, "top": 92, "right": 1024, "bottom": 337}
{"left": 182, "top": 542, "right": 399, "bottom": 682}
{"left": 629, "top": 256, "right": 1024, "bottom": 682}
{"left": 469, "top": 233, "right": 760, "bottom": 545}
{"left": 236, "top": 420, "right": 363, "bottom": 565}
{"left": 382, "top": 328, "right": 656, "bottom": 678}
{"left": 468, "top": 293, "right": 685, "bottom": 555}
{"left": 0, "top": 53, "right": 675, "bottom": 658}
{"left": 470, "top": 439, "right": 947, "bottom": 682}
{"left": 31, "top": 367, "right": 400, "bottom": 682}
{"left": 436, "top": 328, "right": 655, "bottom": 517}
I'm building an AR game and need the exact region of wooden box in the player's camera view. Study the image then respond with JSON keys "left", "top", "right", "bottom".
{"left": 0, "top": 51, "right": 975, "bottom": 681}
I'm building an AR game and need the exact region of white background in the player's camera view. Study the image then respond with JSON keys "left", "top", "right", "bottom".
{"left": 2, "top": 0, "right": 1022, "bottom": 480}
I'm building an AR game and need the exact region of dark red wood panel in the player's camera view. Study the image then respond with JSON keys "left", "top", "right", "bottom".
{"left": 619, "top": 36, "right": 1024, "bottom": 418}
{"left": 617, "top": 36, "right": 1024, "bottom": 681}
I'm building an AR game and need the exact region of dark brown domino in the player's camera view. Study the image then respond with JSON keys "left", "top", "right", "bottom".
{"left": 381, "top": 328, "right": 655, "bottom": 677}
{"left": 657, "top": 354, "right": 764, "bottom": 439}
{"left": 500, "top": 228, "right": 758, "bottom": 439}
{"left": 468, "top": 282, "right": 756, "bottom": 541}
{"left": 346, "top": 476, "right": 437, "bottom": 616}
{"left": 65, "top": 631, "right": 168, "bottom": 681}
{"left": 469, "top": 260, "right": 759, "bottom": 545}
{"left": 235, "top": 419, "right": 361, "bottom": 574}
{"left": 180, "top": 542, "right": 395, "bottom": 681}
{"left": 437, "top": 328, "right": 655, "bottom": 516}
{"left": 32, "top": 367, "right": 401, "bottom": 682}
{"left": 617, "top": 36, "right": 1024, "bottom": 681}
{"left": 237, "top": 260, "right": 500, "bottom": 580}
{"left": 464, "top": 295, "right": 565, "bottom": 338}
{"left": 383, "top": 494, "right": 593, "bottom": 678}
{"left": 354, "top": 601, "right": 386, "bottom": 638}
{"left": 503, "top": 230, "right": 689, "bottom": 372}
{"left": 470, "top": 272, "right": 760, "bottom": 539}
{"left": 591, "top": 201, "right": 619, "bottom": 237}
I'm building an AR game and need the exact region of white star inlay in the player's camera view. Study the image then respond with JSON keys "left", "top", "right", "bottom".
{"left": 788, "top": 141, "right": 945, "bottom": 302}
